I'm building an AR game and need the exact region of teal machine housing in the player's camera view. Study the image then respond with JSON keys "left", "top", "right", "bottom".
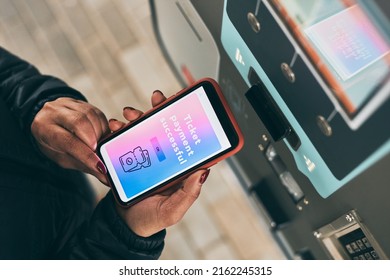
{"left": 220, "top": 0, "right": 390, "bottom": 198}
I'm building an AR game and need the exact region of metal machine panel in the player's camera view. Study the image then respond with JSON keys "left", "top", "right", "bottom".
{"left": 221, "top": 0, "right": 390, "bottom": 198}
{"left": 150, "top": 0, "right": 220, "bottom": 85}
{"left": 150, "top": 0, "right": 390, "bottom": 260}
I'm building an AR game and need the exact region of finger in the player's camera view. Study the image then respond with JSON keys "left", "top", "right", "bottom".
{"left": 122, "top": 107, "right": 143, "bottom": 122}
{"left": 63, "top": 100, "right": 109, "bottom": 148}
{"left": 59, "top": 152, "right": 108, "bottom": 185}
{"left": 46, "top": 145, "right": 107, "bottom": 183}
{"left": 160, "top": 169, "right": 209, "bottom": 225}
{"left": 59, "top": 154, "right": 108, "bottom": 185}
{"left": 37, "top": 128, "right": 108, "bottom": 185}
{"left": 81, "top": 107, "right": 106, "bottom": 148}
{"left": 108, "top": 119, "right": 126, "bottom": 132}
{"left": 151, "top": 90, "right": 167, "bottom": 107}
{"left": 40, "top": 125, "right": 107, "bottom": 178}
{"left": 93, "top": 107, "right": 110, "bottom": 139}
{"left": 182, "top": 169, "right": 210, "bottom": 197}
{"left": 52, "top": 104, "right": 98, "bottom": 151}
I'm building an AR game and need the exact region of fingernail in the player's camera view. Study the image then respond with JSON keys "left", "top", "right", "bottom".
{"left": 199, "top": 169, "right": 210, "bottom": 184}
{"left": 96, "top": 161, "right": 107, "bottom": 175}
{"left": 123, "top": 106, "right": 135, "bottom": 111}
{"left": 109, "top": 118, "right": 117, "bottom": 122}
{"left": 153, "top": 90, "right": 163, "bottom": 95}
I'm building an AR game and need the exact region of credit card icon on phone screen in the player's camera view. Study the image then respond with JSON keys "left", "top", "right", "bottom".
{"left": 150, "top": 137, "right": 166, "bottom": 162}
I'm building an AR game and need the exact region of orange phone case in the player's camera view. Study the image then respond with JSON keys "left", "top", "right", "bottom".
{"left": 98, "top": 77, "right": 244, "bottom": 207}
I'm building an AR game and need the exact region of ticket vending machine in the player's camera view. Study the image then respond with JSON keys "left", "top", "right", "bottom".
{"left": 150, "top": 0, "right": 390, "bottom": 260}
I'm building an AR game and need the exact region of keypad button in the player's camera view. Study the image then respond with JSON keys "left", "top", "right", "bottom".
{"left": 362, "top": 237, "right": 372, "bottom": 248}
{"left": 358, "top": 254, "right": 366, "bottom": 260}
{"left": 351, "top": 242, "right": 360, "bottom": 252}
{"left": 364, "top": 253, "right": 373, "bottom": 260}
{"left": 356, "top": 240, "right": 366, "bottom": 250}
{"left": 371, "top": 250, "right": 380, "bottom": 260}
{"left": 345, "top": 244, "right": 355, "bottom": 254}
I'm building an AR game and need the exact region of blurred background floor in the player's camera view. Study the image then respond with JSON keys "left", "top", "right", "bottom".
{"left": 0, "top": 0, "right": 284, "bottom": 260}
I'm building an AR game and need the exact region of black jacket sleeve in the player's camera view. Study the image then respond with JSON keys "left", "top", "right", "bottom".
{"left": 0, "top": 47, "right": 87, "bottom": 136}
{"left": 58, "top": 192, "right": 166, "bottom": 260}
{"left": 0, "top": 46, "right": 166, "bottom": 259}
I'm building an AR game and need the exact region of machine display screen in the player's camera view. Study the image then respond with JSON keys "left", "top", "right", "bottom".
{"left": 306, "top": 5, "right": 388, "bottom": 81}
{"left": 272, "top": 0, "right": 390, "bottom": 124}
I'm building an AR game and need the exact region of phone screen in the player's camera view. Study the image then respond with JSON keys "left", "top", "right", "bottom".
{"left": 99, "top": 85, "right": 233, "bottom": 203}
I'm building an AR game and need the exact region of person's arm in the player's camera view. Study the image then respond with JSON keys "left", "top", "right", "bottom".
{"left": 0, "top": 46, "right": 109, "bottom": 182}
{"left": 57, "top": 166, "right": 208, "bottom": 259}
{"left": 0, "top": 47, "right": 208, "bottom": 259}
{"left": 0, "top": 47, "right": 164, "bottom": 259}
{"left": 0, "top": 47, "right": 86, "bottom": 134}
{"left": 57, "top": 192, "right": 167, "bottom": 260}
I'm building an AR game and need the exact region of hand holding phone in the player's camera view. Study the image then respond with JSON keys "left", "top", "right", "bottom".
{"left": 115, "top": 168, "right": 209, "bottom": 237}
{"left": 108, "top": 91, "right": 211, "bottom": 237}
{"left": 98, "top": 78, "right": 244, "bottom": 207}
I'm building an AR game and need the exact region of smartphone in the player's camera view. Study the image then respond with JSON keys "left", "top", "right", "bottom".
{"left": 97, "top": 78, "right": 244, "bottom": 206}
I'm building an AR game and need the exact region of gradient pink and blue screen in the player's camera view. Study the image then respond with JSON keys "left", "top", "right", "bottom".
{"left": 100, "top": 86, "right": 231, "bottom": 202}
{"left": 305, "top": 5, "right": 389, "bottom": 112}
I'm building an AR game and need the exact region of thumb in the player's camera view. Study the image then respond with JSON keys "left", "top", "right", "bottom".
{"left": 163, "top": 169, "right": 210, "bottom": 222}
{"left": 182, "top": 169, "right": 210, "bottom": 197}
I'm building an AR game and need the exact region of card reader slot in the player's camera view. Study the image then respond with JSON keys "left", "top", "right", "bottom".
{"left": 251, "top": 179, "right": 290, "bottom": 228}
{"left": 246, "top": 80, "right": 290, "bottom": 142}
{"left": 246, "top": 67, "right": 301, "bottom": 150}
